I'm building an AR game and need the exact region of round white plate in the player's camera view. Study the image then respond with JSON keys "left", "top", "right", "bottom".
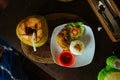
{"left": 50, "top": 24, "right": 95, "bottom": 68}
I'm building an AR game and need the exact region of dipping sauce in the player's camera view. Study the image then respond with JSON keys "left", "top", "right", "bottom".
{"left": 57, "top": 51, "right": 75, "bottom": 67}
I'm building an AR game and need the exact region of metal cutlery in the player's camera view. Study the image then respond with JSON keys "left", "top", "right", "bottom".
{"left": 97, "top": 1, "right": 120, "bottom": 39}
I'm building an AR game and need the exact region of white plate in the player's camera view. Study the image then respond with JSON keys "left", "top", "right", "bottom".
{"left": 50, "top": 23, "right": 95, "bottom": 68}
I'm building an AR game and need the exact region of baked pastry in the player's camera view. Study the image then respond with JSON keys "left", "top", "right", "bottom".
{"left": 56, "top": 26, "right": 70, "bottom": 50}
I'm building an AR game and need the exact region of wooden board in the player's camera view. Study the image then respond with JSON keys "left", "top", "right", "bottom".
{"left": 87, "top": 0, "right": 120, "bottom": 42}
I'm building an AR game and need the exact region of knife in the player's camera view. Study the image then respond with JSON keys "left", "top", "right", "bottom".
{"left": 103, "top": 0, "right": 120, "bottom": 27}
{"left": 97, "top": 1, "right": 115, "bottom": 33}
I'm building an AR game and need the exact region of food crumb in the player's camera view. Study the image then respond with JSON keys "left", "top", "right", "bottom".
{"left": 97, "top": 27, "right": 102, "bottom": 32}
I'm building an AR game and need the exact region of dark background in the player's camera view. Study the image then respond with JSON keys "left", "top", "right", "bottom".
{"left": 0, "top": 0, "right": 120, "bottom": 80}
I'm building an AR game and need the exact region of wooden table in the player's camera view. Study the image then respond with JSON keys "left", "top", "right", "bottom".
{"left": 0, "top": 0, "right": 120, "bottom": 80}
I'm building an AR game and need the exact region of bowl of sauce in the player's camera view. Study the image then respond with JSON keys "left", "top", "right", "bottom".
{"left": 57, "top": 51, "right": 75, "bottom": 67}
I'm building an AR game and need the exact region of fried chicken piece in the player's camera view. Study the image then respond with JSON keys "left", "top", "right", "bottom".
{"left": 56, "top": 27, "right": 70, "bottom": 50}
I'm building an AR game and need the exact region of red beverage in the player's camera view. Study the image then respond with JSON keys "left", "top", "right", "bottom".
{"left": 57, "top": 51, "right": 75, "bottom": 67}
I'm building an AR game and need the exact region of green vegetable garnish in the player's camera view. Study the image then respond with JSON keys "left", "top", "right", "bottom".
{"left": 66, "top": 22, "right": 85, "bottom": 40}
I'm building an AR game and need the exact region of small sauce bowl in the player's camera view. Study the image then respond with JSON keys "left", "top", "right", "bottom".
{"left": 57, "top": 51, "right": 75, "bottom": 67}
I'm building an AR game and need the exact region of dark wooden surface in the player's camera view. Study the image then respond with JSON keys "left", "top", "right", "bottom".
{"left": 0, "top": 0, "right": 120, "bottom": 80}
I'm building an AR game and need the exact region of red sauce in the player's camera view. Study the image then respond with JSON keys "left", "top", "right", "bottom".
{"left": 58, "top": 51, "right": 75, "bottom": 66}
